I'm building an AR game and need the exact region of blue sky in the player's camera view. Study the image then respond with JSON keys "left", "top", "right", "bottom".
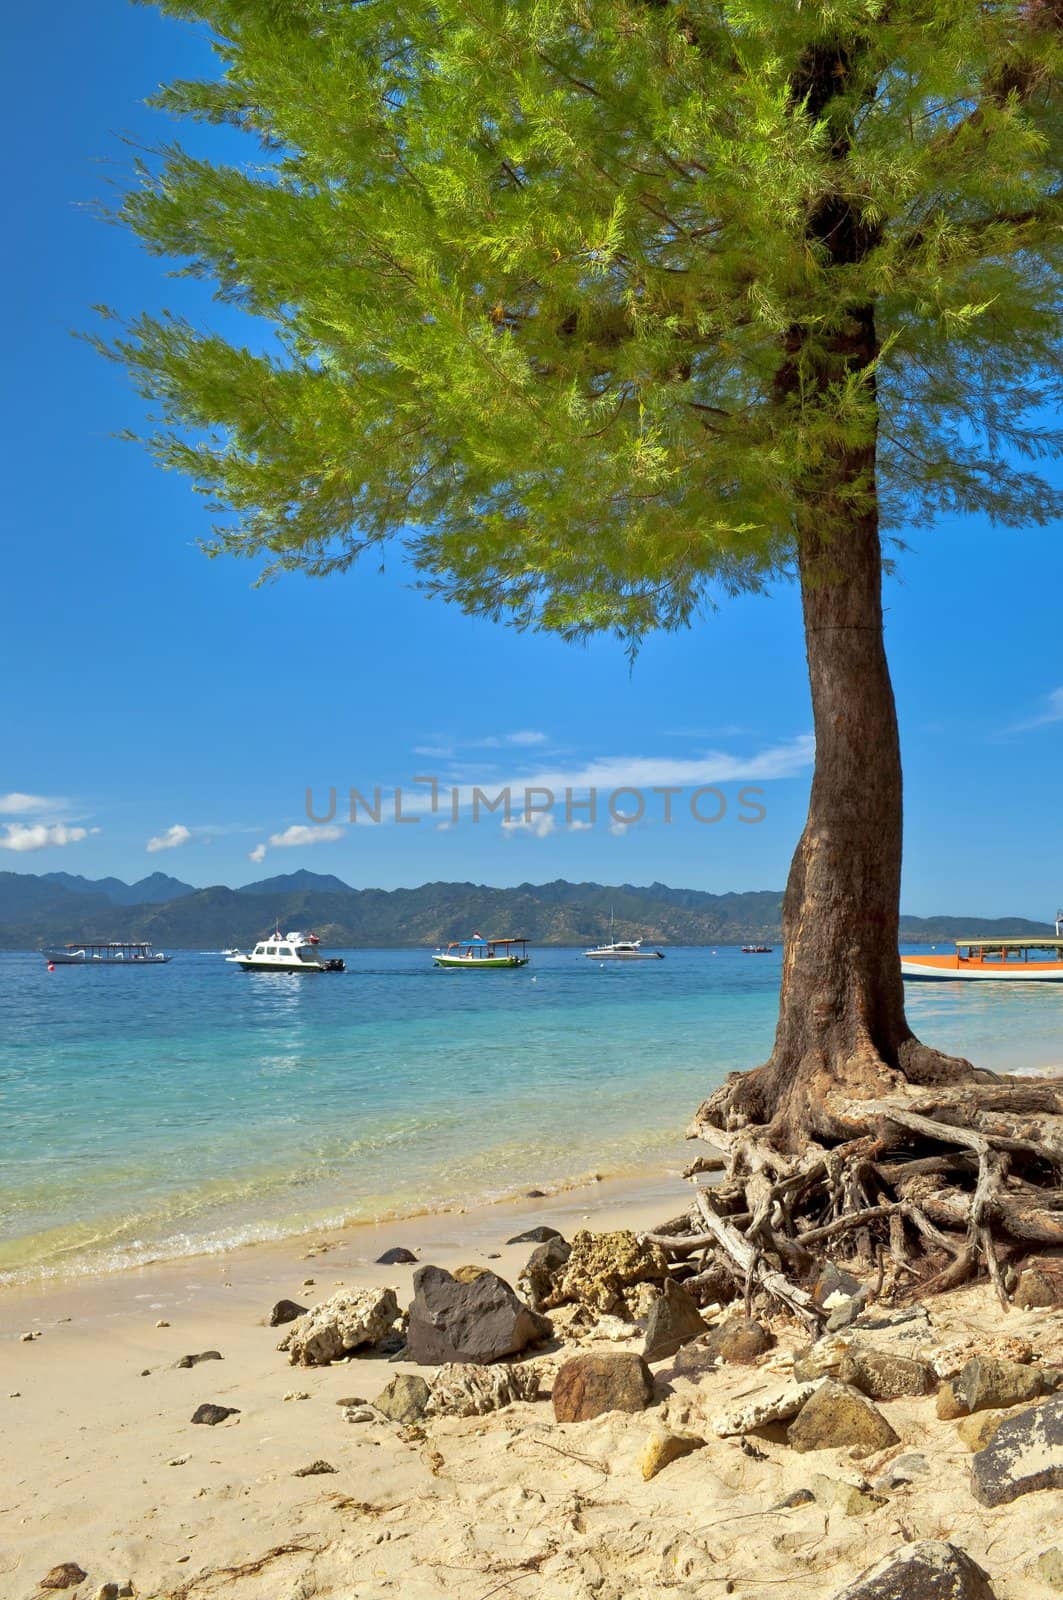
{"left": 2, "top": 0, "right": 1061, "bottom": 917}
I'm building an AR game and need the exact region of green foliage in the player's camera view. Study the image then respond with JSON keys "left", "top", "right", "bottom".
{"left": 101, "top": 0, "right": 1062, "bottom": 640}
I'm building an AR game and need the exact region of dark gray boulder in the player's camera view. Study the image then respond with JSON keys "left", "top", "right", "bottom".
{"left": 174, "top": 1351, "right": 223, "bottom": 1370}
{"left": 643, "top": 1278, "right": 709, "bottom": 1363}
{"left": 506, "top": 1225, "right": 563, "bottom": 1245}
{"left": 971, "top": 1394, "right": 1063, "bottom": 1507}
{"left": 405, "top": 1265, "right": 552, "bottom": 1365}
{"left": 376, "top": 1247, "right": 418, "bottom": 1265}
{"left": 831, "top": 1541, "right": 996, "bottom": 1600}
{"left": 191, "top": 1402, "right": 239, "bottom": 1425}
{"left": 268, "top": 1298, "right": 308, "bottom": 1327}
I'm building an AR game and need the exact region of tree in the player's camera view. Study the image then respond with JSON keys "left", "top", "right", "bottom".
{"left": 104, "top": 0, "right": 1063, "bottom": 1304}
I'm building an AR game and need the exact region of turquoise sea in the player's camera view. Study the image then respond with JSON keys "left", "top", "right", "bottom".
{"left": 2, "top": 945, "right": 1061, "bottom": 1284}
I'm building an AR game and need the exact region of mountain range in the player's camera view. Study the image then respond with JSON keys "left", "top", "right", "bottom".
{"left": 0, "top": 869, "right": 1054, "bottom": 950}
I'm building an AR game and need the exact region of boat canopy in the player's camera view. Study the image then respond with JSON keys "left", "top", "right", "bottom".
{"left": 63, "top": 941, "right": 157, "bottom": 952}
{"left": 952, "top": 937, "right": 1063, "bottom": 950}
{"left": 444, "top": 936, "right": 528, "bottom": 951}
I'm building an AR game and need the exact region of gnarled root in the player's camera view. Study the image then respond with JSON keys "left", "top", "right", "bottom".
{"left": 667, "top": 1061, "right": 1063, "bottom": 1321}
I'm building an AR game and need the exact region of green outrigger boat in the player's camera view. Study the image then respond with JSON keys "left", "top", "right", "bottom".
{"left": 433, "top": 935, "right": 529, "bottom": 969}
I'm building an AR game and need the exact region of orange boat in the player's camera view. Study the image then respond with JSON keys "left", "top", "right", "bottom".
{"left": 902, "top": 922, "right": 1063, "bottom": 983}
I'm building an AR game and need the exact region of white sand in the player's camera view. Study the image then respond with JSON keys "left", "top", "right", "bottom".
{"left": 3, "top": 1172, "right": 1063, "bottom": 1600}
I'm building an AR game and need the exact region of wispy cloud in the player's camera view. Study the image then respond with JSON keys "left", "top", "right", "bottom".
{"left": 248, "top": 842, "right": 268, "bottom": 865}
{"left": 327, "top": 734, "right": 814, "bottom": 831}
{"left": 0, "top": 792, "right": 72, "bottom": 817}
{"left": 414, "top": 730, "right": 549, "bottom": 760}
{"left": 146, "top": 824, "right": 192, "bottom": 853}
{"left": 271, "top": 823, "right": 345, "bottom": 848}
{"left": 419, "top": 734, "right": 814, "bottom": 819}
{"left": 0, "top": 822, "right": 96, "bottom": 852}
{"left": 1011, "top": 687, "right": 1063, "bottom": 733}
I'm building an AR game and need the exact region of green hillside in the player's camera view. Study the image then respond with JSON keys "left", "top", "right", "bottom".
{"left": 0, "top": 871, "right": 1053, "bottom": 950}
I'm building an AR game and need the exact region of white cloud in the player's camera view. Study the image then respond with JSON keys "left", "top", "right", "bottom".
{"left": 0, "top": 822, "right": 92, "bottom": 852}
{"left": 502, "top": 813, "right": 557, "bottom": 839}
{"left": 146, "top": 824, "right": 192, "bottom": 853}
{"left": 248, "top": 842, "right": 268, "bottom": 864}
{"left": 609, "top": 819, "right": 631, "bottom": 837}
{"left": 268, "top": 823, "right": 345, "bottom": 848}
{"left": 567, "top": 819, "right": 594, "bottom": 832}
{"left": 507, "top": 735, "right": 815, "bottom": 796}
{"left": 0, "top": 792, "right": 71, "bottom": 816}
{"left": 1012, "top": 687, "right": 1063, "bottom": 733}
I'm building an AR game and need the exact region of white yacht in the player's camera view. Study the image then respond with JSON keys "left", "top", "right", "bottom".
{"left": 583, "top": 915, "right": 664, "bottom": 961}
{"left": 226, "top": 930, "right": 344, "bottom": 973}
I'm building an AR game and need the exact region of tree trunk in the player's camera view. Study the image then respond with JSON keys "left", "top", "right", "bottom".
{"left": 697, "top": 311, "right": 981, "bottom": 1151}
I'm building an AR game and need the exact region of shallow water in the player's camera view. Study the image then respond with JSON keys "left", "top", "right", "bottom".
{"left": 1, "top": 945, "right": 1059, "bottom": 1283}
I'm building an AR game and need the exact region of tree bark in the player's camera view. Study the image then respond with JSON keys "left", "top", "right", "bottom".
{"left": 697, "top": 312, "right": 981, "bottom": 1150}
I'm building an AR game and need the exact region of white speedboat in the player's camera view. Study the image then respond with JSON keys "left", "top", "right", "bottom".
{"left": 583, "top": 936, "right": 664, "bottom": 961}
{"left": 226, "top": 930, "right": 344, "bottom": 972}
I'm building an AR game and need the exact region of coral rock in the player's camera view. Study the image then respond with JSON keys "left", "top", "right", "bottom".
{"left": 552, "top": 1230, "right": 668, "bottom": 1317}
{"left": 424, "top": 1362, "right": 540, "bottom": 1417}
{"left": 278, "top": 1286, "right": 400, "bottom": 1366}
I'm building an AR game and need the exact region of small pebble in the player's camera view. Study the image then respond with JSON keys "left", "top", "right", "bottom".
{"left": 344, "top": 1406, "right": 376, "bottom": 1423}
{"left": 155, "top": 1319, "right": 170, "bottom": 1329}
{"left": 293, "top": 1459, "right": 336, "bottom": 1477}
{"left": 336, "top": 1396, "right": 366, "bottom": 1407}
{"left": 283, "top": 1391, "right": 311, "bottom": 1402}
{"left": 8, "top": 1391, "right": 20, "bottom": 1398}
{"left": 168, "top": 1455, "right": 190, "bottom": 1467}
{"left": 302, "top": 1278, "right": 315, "bottom": 1287}
{"left": 20, "top": 1331, "right": 40, "bottom": 1342}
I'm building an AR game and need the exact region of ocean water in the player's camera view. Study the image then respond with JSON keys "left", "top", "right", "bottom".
{"left": 1, "top": 945, "right": 1061, "bottom": 1284}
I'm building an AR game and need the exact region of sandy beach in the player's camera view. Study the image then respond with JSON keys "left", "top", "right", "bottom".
{"left": 4, "top": 1166, "right": 1063, "bottom": 1600}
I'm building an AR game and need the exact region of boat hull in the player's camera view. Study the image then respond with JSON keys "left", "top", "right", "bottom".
{"left": 583, "top": 950, "right": 664, "bottom": 960}
{"left": 902, "top": 957, "right": 1063, "bottom": 982}
{"left": 226, "top": 956, "right": 334, "bottom": 972}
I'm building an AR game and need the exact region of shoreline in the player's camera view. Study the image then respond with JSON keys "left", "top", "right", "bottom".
{"left": 0, "top": 1161, "right": 690, "bottom": 1325}
{"left": 0, "top": 1139, "right": 696, "bottom": 1296}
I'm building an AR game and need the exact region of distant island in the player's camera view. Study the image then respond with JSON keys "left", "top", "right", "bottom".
{"left": 0, "top": 869, "right": 1053, "bottom": 950}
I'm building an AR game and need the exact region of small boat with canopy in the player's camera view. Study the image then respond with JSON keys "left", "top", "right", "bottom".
{"left": 902, "top": 914, "right": 1063, "bottom": 982}
{"left": 43, "top": 941, "right": 171, "bottom": 965}
{"left": 433, "top": 935, "right": 529, "bottom": 969}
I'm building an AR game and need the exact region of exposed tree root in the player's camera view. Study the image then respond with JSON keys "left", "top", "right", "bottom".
{"left": 655, "top": 1062, "right": 1063, "bottom": 1322}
